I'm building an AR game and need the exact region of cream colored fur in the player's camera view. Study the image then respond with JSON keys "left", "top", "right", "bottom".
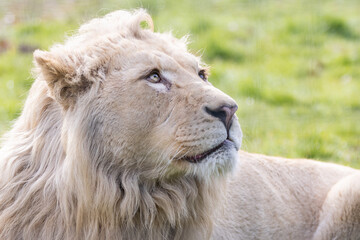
{"left": 0, "top": 9, "right": 359, "bottom": 240}
{"left": 213, "top": 152, "right": 360, "bottom": 240}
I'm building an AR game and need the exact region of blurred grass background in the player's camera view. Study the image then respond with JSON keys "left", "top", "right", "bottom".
{"left": 0, "top": 0, "right": 359, "bottom": 167}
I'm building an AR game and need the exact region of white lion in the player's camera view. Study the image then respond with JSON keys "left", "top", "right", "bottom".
{"left": 0, "top": 9, "right": 359, "bottom": 240}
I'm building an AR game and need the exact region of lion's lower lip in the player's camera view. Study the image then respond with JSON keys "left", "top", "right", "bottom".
{"left": 183, "top": 139, "right": 231, "bottom": 164}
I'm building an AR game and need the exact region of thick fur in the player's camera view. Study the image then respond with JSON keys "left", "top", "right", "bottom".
{"left": 0, "top": 9, "right": 359, "bottom": 240}
{"left": 0, "top": 9, "right": 240, "bottom": 240}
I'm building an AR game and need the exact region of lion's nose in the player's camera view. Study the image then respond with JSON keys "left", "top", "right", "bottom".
{"left": 205, "top": 104, "right": 238, "bottom": 132}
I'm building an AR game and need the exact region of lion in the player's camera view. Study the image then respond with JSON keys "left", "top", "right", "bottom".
{"left": 0, "top": 9, "right": 359, "bottom": 240}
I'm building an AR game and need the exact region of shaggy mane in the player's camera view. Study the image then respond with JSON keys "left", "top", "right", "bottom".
{"left": 0, "top": 10, "right": 223, "bottom": 240}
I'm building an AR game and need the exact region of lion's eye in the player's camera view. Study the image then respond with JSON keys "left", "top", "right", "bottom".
{"left": 146, "top": 71, "right": 161, "bottom": 83}
{"left": 198, "top": 70, "right": 207, "bottom": 81}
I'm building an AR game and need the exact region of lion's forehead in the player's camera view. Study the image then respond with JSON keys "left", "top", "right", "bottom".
{"left": 109, "top": 38, "right": 201, "bottom": 77}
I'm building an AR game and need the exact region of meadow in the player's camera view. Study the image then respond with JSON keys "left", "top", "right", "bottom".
{"left": 0, "top": 0, "right": 359, "bottom": 167}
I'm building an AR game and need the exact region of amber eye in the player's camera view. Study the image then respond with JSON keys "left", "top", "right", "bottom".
{"left": 198, "top": 70, "right": 207, "bottom": 81}
{"left": 146, "top": 70, "right": 161, "bottom": 83}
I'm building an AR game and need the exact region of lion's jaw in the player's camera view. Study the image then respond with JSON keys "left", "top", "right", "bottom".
{"left": 174, "top": 117, "right": 242, "bottom": 178}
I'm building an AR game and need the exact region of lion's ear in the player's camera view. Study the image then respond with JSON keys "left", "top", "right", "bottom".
{"left": 34, "top": 50, "right": 93, "bottom": 109}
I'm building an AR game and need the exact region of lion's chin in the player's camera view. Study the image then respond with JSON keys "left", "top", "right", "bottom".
{"left": 182, "top": 139, "right": 233, "bottom": 164}
{"left": 192, "top": 141, "right": 238, "bottom": 178}
{"left": 169, "top": 124, "right": 242, "bottom": 178}
{"left": 172, "top": 139, "right": 238, "bottom": 179}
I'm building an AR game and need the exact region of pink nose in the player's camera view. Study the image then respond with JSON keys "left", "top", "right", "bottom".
{"left": 205, "top": 104, "right": 238, "bottom": 132}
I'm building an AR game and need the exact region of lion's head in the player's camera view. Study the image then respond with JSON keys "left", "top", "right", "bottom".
{"left": 34, "top": 9, "right": 242, "bottom": 180}
{"left": 0, "top": 9, "right": 242, "bottom": 239}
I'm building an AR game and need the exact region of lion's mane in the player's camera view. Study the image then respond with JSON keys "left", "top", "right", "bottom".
{"left": 0, "top": 10, "right": 224, "bottom": 240}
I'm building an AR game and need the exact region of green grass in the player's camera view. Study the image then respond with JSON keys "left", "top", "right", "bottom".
{"left": 0, "top": 0, "right": 359, "bottom": 168}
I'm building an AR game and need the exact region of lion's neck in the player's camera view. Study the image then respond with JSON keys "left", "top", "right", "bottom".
{"left": 116, "top": 175, "right": 219, "bottom": 239}
{"left": 60, "top": 165, "right": 221, "bottom": 239}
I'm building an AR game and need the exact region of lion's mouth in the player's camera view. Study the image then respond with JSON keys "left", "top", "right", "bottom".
{"left": 183, "top": 139, "right": 232, "bottom": 164}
